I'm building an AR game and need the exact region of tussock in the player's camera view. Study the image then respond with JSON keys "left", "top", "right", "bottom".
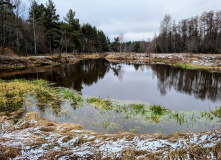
{"left": 60, "top": 123, "right": 83, "bottom": 131}
{"left": 0, "top": 146, "right": 21, "bottom": 159}
{"left": 0, "top": 112, "right": 221, "bottom": 159}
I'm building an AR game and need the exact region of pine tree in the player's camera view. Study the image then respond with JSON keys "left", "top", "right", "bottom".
{"left": 112, "top": 37, "right": 120, "bottom": 52}
{"left": 42, "top": 0, "right": 60, "bottom": 54}
{"left": 0, "top": 0, "right": 15, "bottom": 48}
{"left": 63, "top": 9, "right": 81, "bottom": 53}
{"left": 154, "top": 43, "right": 161, "bottom": 53}
{"left": 133, "top": 42, "right": 142, "bottom": 53}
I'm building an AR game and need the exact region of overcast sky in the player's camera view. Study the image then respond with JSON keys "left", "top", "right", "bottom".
{"left": 26, "top": 0, "right": 220, "bottom": 42}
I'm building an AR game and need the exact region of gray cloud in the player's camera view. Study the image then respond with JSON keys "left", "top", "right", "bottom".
{"left": 29, "top": 0, "right": 220, "bottom": 41}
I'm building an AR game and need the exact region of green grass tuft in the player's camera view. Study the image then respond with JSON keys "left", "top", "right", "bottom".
{"left": 149, "top": 104, "right": 167, "bottom": 115}
{"left": 86, "top": 97, "right": 113, "bottom": 110}
{"left": 212, "top": 106, "right": 221, "bottom": 118}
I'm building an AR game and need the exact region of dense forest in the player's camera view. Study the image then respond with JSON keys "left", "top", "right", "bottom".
{"left": 149, "top": 11, "right": 221, "bottom": 54}
{"left": 105, "top": 10, "right": 221, "bottom": 54}
{"left": 1, "top": 0, "right": 221, "bottom": 55}
{"left": 0, "top": 0, "right": 111, "bottom": 55}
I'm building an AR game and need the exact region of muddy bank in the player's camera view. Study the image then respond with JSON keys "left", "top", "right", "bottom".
{"left": 106, "top": 53, "right": 221, "bottom": 72}
{"left": 0, "top": 112, "right": 220, "bottom": 159}
{"left": 0, "top": 54, "right": 79, "bottom": 70}
{"left": 2, "top": 52, "right": 220, "bottom": 72}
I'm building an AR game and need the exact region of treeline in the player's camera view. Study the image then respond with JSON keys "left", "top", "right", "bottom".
{"left": 0, "top": 0, "right": 110, "bottom": 56}
{"left": 123, "top": 41, "right": 149, "bottom": 53}
{"left": 149, "top": 11, "right": 221, "bottom": 53}
{"left": 111, "top": 38, "right": 149, "bottom": 53}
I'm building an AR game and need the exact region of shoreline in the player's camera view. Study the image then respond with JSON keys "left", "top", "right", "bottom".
{"left": 0, "top": 111, "right": 220, "bottom": 159}
{"left": 1, "top": 53, "right": 221, "bottom": 73}
{"left": 0, "top": 54, "right": 221, "bottom": 159}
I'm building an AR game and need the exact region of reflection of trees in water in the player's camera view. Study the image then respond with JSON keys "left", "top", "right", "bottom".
{"left": 111, "top": 65, "right": 125, "bottom": 81}
{"left": 45, "top": 59, "right": 112, "bottom": 91}
{"left": 4, "top": 60, "right": 220, "bottom": 102}
{"left": 7, "top": 59, "right": 121, "bottom": 92}
{"left": 151, "top": 64, "right": 221, "bottom": 102}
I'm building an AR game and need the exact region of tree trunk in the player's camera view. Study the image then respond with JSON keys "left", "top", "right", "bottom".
{"left": 33, "top": 13, "right": 37, "bottom": 56}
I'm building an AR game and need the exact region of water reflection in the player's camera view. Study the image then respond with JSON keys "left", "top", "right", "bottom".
{"left": 23, "top": 97, "right": 220, "bottom": 135}
{"left": 151, "top": 65, "right": 221, "bottom": 101}
{"left": 1, "top": 59, "right": 221, "bottom": 111}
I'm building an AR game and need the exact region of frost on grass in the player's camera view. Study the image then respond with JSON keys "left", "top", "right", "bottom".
{"left": 0, "top": 112, "right": 221, "bottom": 159}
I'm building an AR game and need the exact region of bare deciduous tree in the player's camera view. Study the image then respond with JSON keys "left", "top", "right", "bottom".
{"left": 119, "top": 33, "right": 123, "bottom": 53}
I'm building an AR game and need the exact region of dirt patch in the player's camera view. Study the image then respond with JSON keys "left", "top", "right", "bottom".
{"left": 0, "top": 47, "right": 18, "bottom": 57}
{"left": 0, "top": 112, "right": 220, "bottom": 159}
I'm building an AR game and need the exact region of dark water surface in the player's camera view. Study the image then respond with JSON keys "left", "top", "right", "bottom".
{"left": 1, "top": 59, "right": 221, "bottom": 111}
{"left": 2, "top": 59, "right": 221, "bottom": 135}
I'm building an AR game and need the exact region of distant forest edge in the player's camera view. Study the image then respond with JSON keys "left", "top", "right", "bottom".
{"left": 0, "top": 0, "right": 110, "bottom": 55}
{"left": 149, "top": 11, "right": 221, "bottom": 54}
{"left": 0, "top": 0, "right": 221, "bottom": 56}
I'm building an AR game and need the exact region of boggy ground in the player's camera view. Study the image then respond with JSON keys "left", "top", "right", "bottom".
{"left": 0, "top": 112, "right": 221, "bottom": 159}
{"left": 0, "top": 52, "right": 79, "bottom": 70}
{"left": 105, "top": 53, "right": 221, "bottom": 72}
{"left": 0, "top": 79, "right": 221, "bottom": 159}
{"left": 1, "top": 50, "right": 221, "bottom": 73}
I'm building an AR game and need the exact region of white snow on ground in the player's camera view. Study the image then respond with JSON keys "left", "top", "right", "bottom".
{"left": 0, "top": 114, "right": 221, "bottom": 159}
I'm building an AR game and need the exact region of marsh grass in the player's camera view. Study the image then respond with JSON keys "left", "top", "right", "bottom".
{"left": 212, "top": 106, "right": 221, "bottom": 118}
{"left": 149, "top": 104, "right": 168, "bottom": 115}
{"left": 172, "top": 112, "right": 186, "bottom": 125}
{"left": 173, "top": 63, "right": 194, "bottom": 70}
{"left": 173, "top": 63, "right": 213, "bottom": 71}
{"left": 153, "top": 59, "right": 169, "bottom": 63}
{"left": 128, "top": 104, "right": 147, "bottom": 115}
{"left": 200, "top": 111, "right": 214, "bottom": 121}
{"left": 86, "top": 97, "right": 113, "bottom": 110}
{"left": 0, "top": 79, "right": 61, "bottom": 114}
{"left": 58, "top": 88, "right": 83, "bottom": 105}
{"left": 151, "top": 115, "right": 160, "bottom": 123}
{"left": 0, "top": 146, "right": 21, "bottom": 159}
{"left": 1, "top": 79, "right": 219, "bottom": 134}
{"left": 0, "top": 79, "right": 36, "bottom": 113}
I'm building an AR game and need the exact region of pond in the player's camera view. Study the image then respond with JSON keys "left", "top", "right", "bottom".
{"left": 1, "top": 59, "right": 221, "bottom": 135}
{"left": 1, "top": 59, "right": 221, "bottom": 111}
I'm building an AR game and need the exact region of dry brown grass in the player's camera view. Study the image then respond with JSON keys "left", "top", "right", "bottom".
{"left": 0, "top": 146, "right": 21, "bottom": 159}
{"left": 60, "top": 123, "right": 83, "bottom": 131}
{"left": 0, "top": 111, "right": 221, "bottom": 159}
{"left": 0, "top": 47, "right": 18, "bottom": 57}
{"left": 167, "top": 131, "right": 190, "bottom": 142}
{"left": 212, "top": 141, "right": 221, "bottom": 159}
{"left": 40, "top": 126, "right": 56, "bottom": 132}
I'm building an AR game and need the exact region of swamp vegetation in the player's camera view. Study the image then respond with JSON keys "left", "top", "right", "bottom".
{"left": 0, "top": 59, "right": 221, "bottom": 159}
{"left": 0, "top": 79, "right": 220, "bottom": 135}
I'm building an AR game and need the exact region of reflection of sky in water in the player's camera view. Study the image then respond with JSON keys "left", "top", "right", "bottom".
{"left": 1, "top": 59, "right": 221, "bottom": 111}
{"left": 23, "top": 99, "right": 221, "bottom": 136}
{"left": 82, "top": 64, "right": 221, "bottom": 111}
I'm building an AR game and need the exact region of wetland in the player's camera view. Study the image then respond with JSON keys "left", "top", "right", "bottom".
{"left": 0, "top": 59, "right": 220, "bottom": 135}
{"left": 0, "top": 58, "right": 221, "bottom": 159}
